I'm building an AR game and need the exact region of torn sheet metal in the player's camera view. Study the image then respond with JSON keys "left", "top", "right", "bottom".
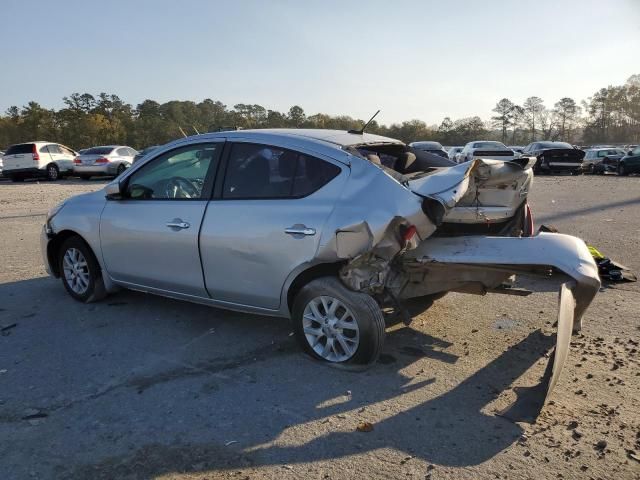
{"left": 322, "top": 157, "right": 534, "bottom": 269}
{"left": 402, "top": 232, "right": 600, "bottom": 410}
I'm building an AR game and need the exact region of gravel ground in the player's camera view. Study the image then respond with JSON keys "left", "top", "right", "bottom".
{"left": 0, "top": 175, "right": 639, "bottom": 480}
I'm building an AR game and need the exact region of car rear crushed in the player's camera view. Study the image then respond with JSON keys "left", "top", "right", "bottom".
{"left": 320, "top": 146, "right": 600, "bottom": 420}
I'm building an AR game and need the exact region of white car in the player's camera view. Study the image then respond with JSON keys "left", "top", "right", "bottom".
{"left": 459, "top": 141, "right": 516, "bottom": 163}
{"left": 447, "top": 146, "right": 464, "bottom": 163}
{"left": 2, "top": 142, "right": 77, "bottom": 181}
{"left": 73, "top": 145, "right": 137, "bottom": 180}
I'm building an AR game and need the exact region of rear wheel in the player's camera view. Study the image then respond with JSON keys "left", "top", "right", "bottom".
{"left": 116, "top": 164, "right": 126, "bottom": 176}
{"left": 58, "top": 236, "right": 106, "bottom": 302}
{"left": 292, "top": 277, "right": 385, "bottom": 367}
{"left": 46, "top": 164, "right": 59, "bottom": 181}
{"left": 618, "top": 163, "right": 628, "bottom": 176}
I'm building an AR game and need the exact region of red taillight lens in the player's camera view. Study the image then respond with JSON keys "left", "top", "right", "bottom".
{"left": 523, "top": 203, "right": 534, "bottom": 237}
{"left": 95, "top": 157, "right": 109, "bottom": 164}
{"left": 73, "top": 157, "right": 82, "bottom": 164}
{"left": 32, "top": 144, "right": 39, "bottom": 161}
{"left": 401, "top": 224, "right": 419, "bottom": 249}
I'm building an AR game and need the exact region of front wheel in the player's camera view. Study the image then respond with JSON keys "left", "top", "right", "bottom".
{"left": 292, "top": 277, "right": 385, "bottom": 367}
{"left": 58, "top": 236, "right": 106, "bottom": 302}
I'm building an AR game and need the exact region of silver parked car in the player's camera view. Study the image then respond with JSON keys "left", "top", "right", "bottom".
{"left": 42, "top": 129, "right": 599, "bottom": 405}
{"left": 73, "top": 145, "right": 137, "bottom": 180}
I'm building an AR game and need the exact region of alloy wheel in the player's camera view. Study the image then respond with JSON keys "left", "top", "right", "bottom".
{"left": 62, "top": 247, "right": 90, "bottom": 295}
{"left": 302, "top": 295, "right": 360, "bottom": 362}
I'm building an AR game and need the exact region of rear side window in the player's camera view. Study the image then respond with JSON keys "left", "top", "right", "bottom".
{"left": 5, "top": 143, "right": 33, "bottom": 155}
{"left": 223, "top": 143, "right": 340, "bottom": 199}
{"left": 45, "top": 144, "right": 62, "bottom": 154}
{"left": 116, "top": 147, "right": 130, "bottom": 156}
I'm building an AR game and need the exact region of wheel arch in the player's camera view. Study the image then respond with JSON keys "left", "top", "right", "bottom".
{"left": 47, "top": 229, "right": 96, "bottom": 277}
{"left": 284, "top": 261, "right": 347, "bottom": 315}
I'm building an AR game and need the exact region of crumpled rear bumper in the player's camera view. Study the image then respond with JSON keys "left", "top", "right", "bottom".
{"left": 402, "top": 232, "right": 600, "bottom": 420}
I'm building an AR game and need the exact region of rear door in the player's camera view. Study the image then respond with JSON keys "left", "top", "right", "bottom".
{"left": 199, "top": 142, "right": 347, "bottom": 310}
{"left": 57, "top": 144, "right": 76, "bottom": 172}
{"left": 100, "top": 141, "right": 224, "bottom": 296}
{"left": 44, "top": 144, "right": 63, "bottom": 167}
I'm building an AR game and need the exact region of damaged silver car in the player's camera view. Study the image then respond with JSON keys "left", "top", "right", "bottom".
{"left": 41, "top": 129, "right": 600, "bottom": 404}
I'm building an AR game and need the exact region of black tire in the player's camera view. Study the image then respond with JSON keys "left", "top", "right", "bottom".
{"left": 58, "top": 236, "right": 107, "bottom": 303}
{"left": 588, "top": 164, "right": 595, "bottom": 174}
{"left": 46, "top": 163, "right": 59, "bottom": 181}
{"left": 292, "top": 276, "right": 385, "bottom": 367}
{"left": 618, "top": 163, "right": 628, "bottom": 176}
{"left": 79, "top": 175, "right": 92, "bottom": 181}
{"left": 116, "top": 164, "right": 126, "bottom": 175}
{"left": 10, "top": 176, "right": 24, "bottom": 182}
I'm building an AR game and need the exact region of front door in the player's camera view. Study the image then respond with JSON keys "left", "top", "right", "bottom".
{"left": 100, "top": 141, "right": 224, "bottom": 297}
{"left": 199, "top": 142, "right": 347, "bottom": 310}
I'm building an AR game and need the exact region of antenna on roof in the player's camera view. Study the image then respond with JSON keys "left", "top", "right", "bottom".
{"left": 192, "top": 125, "right": 200, "bottom": 135}
{"left": 348, "top": 110, "right": 380, "bottom": 135}
{"left": 178, "top": 126, "right": 188, "bottom": 138}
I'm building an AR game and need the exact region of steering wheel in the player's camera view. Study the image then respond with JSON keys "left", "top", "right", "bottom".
{"left": 165, "top": 177, "right": 199, "bottom": 199}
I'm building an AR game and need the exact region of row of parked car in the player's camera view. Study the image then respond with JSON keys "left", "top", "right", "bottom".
{"left": 0, "top": 142, "right": 160, "bottom": 181}
{"left": 408, "top": 140, "right": 640, "bottom": 176}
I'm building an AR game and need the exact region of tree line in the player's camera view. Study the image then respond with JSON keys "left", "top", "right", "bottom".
{"left": 1, "top": 75, "right": 638, "bottom": 151}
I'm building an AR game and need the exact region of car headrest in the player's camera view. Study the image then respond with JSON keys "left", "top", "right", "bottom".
{"left": 366, "top": 154, "right": 381, "bottom": 165}
{"left": 396, "top": 152, "right": 416, "bottom": 173}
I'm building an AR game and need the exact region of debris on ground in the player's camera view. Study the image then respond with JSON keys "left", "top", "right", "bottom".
{"left": 356, "top": 421, "right": 374, "bottom": 432}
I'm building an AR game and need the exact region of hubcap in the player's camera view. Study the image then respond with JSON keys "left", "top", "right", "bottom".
{"left": 49, "top": 166, "right": 58, "bottom": 179}
{"left": 302, "top": 296, "right": 359, "bottom": 362}
{"left": 62, "top": 248, "right": 90, "bottom": 295}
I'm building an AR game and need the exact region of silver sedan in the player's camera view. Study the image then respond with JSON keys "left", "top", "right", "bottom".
{"left": 73, "top": 145, "right": 137, "bottom": 179}
{"left": 42, "top": 129, "right": 599, "bottom": 406}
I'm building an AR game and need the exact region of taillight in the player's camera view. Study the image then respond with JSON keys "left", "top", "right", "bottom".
{"left": 32, "top": 144, "right": 39, "bottom": 162}
{"left": 73, "top": 157, "right": 82, "bottom": 164}
{"left": 95, "top": 157, "right": 109, "bottom": 164}
{"left": 523, "top": 203, "right": 534, "bottom": 237}
{"left": 401, "top": 224, "right": 420, "bottom": 249}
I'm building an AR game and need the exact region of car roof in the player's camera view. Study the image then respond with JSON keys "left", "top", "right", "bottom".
{"left": 186, "top": 129, "right": 404, "bottom": 148}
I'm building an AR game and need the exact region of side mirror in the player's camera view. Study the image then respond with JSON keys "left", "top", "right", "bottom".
{"left": 105, "top": 180, "right": 126, "bottom": 200}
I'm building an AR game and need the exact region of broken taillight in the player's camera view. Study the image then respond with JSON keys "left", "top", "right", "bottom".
{"left": 401, "top": 224, "right": 420, "bottom": 249}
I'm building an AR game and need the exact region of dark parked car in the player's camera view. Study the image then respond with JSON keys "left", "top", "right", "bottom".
{"left": 583, "top": 148, "right": 627, "bottom": 174}
{"left": 521, "top": 141, "right": 585, "bottom": 174}
{"left": 133, "top": 145, "right": 160, "bottom": 163}
{"left": 616, "top": 145, "right": 640, "bottom": 176}
{"left": 408, "top": 141, "right": 449, "bottom": 159}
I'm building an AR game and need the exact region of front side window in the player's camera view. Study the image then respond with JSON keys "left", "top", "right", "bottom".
{"left": 223, "top": 143, "right": 340, "bottom": 199}
{"left": 126, "top": 143, "right": 221, "bottom": 200}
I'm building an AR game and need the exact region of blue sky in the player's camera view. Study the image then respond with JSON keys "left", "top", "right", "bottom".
{"left": 1, "top": 0, "right": 638, "bottom": 124}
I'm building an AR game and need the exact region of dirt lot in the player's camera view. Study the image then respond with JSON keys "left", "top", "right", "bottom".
{"left": 1, "top": 175, "right": 639, "bottom": 480}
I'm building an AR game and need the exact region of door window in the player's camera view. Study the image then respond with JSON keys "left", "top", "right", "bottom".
{"left": 46, "top": 144, "right": 62, "bottom": 154}
{"left": 222, "top": 143, "right": 340, "bottom": 199}
{"left": 126, "top": 143, "right": 221, "bottom": 200}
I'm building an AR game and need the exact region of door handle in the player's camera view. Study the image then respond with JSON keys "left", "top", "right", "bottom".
{"left": 285, "top": 225, "right": 316, "bottom": 236}
{"left": 166, "top": 220, "right": 190, "bottom": 229}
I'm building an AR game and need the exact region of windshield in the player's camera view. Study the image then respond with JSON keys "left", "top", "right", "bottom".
{"left": 472, "top": 142, "right": 506, "bottom": 149}
{"left": 538, "top": 142, "right": 573, "bottom": 149}
{"left": 412, "top": 142, "right": 443, "bottom": 150}
{"left": 84, "top": 147, "right": 115, "bottom": 155}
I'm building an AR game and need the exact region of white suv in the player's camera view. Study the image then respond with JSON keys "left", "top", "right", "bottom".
{"left": 2, "top": 141, "right": 77, "bottom": 181}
